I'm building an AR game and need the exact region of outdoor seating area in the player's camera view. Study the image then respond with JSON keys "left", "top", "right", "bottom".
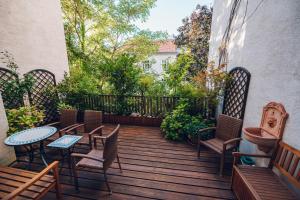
{"left": 1, "top": 0, "right": 300, "bottom": 200}
{"left": 8, "top": 124, "right": 235, "bottom": 199}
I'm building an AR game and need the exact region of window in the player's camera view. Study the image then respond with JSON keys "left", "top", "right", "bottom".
{"left": 161, "top": 59, "right": 170, "bottom": 68}
{"left": 142, "top": 60, "right": 151, "bottom": 70}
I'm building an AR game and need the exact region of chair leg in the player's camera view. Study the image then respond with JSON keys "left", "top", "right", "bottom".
{"left": 117, "top": 154, "right": 122, "bottom": 173}
{"left": 219, "top": 152, "right": 225, "bottom": 176}
{"left": 197, "top": 143, "right": 201, "bottom": 158}
{"left": 104, "top": 171, "right": 112, "bottom": 195}
{"left": 72, "top": 158, "right": 79, "bottom": 191}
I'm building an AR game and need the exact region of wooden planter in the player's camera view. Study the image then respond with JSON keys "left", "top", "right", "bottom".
{"left": 103, "top": 114, "right": 162, "bottom": 127}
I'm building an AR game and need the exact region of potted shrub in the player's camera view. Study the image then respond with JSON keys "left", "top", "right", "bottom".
{"left": 6, "top": 106, "right": 45, "bottom": 157}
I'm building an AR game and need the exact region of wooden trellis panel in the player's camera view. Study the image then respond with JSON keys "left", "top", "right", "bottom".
{"left": 0, "top": 67, "right": 23, "bottom": 108}
{"left": 223, "top": 67, "right": 251, "bottom": 120}
{"left": 25, "top": 69, "right": 59, "bottom": 123}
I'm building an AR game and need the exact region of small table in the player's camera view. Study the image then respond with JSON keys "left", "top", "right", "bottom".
{"left": 47, "top": 135, "right": 82, "bottom": 173}
{"left": 4, "top": 126, "right": 57, "bottom": 166}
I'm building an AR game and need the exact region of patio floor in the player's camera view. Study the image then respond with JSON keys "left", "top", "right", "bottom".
{"left": 11, "top": 124, "right": 235, "bottom": 200}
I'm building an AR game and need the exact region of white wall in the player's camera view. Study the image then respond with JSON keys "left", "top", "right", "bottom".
{"left": 0, "top": 0, "right": 69, "bottom": 82}
{"left": 150, "top": 52, "right": 177, "bottom": 75}
{"left": 0, "top": 94, "right": 15, "bottom": 165}
{"left": 209, "top": 0, "right": 300, "bottom": 156}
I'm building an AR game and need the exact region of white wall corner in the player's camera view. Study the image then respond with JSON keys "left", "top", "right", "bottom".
{"left": 0, "top": 93, "right": 16, "bottom": 165}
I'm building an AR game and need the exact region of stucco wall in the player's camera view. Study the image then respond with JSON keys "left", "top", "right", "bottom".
{"left": 0, "top": 0, "right": 69, "bottom": 82}
{"left": 150, "top": 52, "right": 177, "bottom": 75}
{"left": 0, "top": 94, "right": 15, "bottom": 165}
{"left": 209, "top": 0, "right": 300, "bottom": 157}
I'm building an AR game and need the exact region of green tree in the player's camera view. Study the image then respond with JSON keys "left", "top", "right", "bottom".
{"left": 103, "top": 54, "right": 141, "bottom": 114}
{"left": 162, "top": 53, "right": 193, "bottom": 94}
{"left": 175, "top": 5, "right": 212, "bottom": 75}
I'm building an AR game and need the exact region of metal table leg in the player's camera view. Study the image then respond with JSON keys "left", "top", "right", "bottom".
{"left": 39, "top": 141, "right": 48, "bottom": 166}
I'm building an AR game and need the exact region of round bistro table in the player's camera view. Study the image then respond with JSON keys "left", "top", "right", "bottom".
{"left": 4, "top": 126, "right": 57, "bottom": 166}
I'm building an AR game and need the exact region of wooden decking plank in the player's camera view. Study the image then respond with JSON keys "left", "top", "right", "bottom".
{"left": 13, "top": 124, "right": 234, "bottom": 200}
{"left": 57, "top": 175, "right": 229, "bottom": 200}
{"left": 58, "top": 168, "right": 234, "bottom": 199}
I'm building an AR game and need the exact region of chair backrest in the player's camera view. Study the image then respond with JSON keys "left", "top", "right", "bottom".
{"left": 60, "top": 109, "right": 77, "bottom": 128}
{"left": 215, "top": 114, "right": 243, "bottom": 141}
{"left": 103, "top": 124, "right": 120, "bottom": 171}
{"left": 84, "top": 110, "right": 103, "bottom": 132}
{"left": 273, "top": 141, "right": 300, "bottom": 189}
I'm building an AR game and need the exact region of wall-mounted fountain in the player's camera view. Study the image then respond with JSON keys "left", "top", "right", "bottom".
{"left": 243, "top": 102, "right": 289, "bottom": 153}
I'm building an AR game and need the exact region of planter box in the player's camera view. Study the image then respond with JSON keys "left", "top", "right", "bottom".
{"left": 103, "top": 114, "right": 162, "bottom": 127}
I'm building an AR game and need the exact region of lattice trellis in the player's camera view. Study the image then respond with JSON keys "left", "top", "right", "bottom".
{"left": 25, "top": 69, "right": 59, "bottom": 123}
{"left": 0, "top": 67, "right": 23, "bottom": 108}
{"left": 223, "top": 67, "right": 251, "bottom": 120}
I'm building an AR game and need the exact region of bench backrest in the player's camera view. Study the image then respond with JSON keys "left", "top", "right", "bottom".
{"left": 273, "top": 141, "right": 300, "bottom": 189}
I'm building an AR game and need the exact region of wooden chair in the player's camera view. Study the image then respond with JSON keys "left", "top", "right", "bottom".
{"left": 232, "top": 141, "right": 300, "bottom": 200}
{"left": 71, "top": 124, "right": 122, "bottom": 194}
{"left": 65, "top": 110, "right": 104, "bottom": 149}
{"left": 197, "top": 114, "right": 242, "bottom": 175}
{"left": 0, "top": 161, "right": 61, "bottom": 200}
{"left": 47, "top": 109, "right": 78, "bottom": 138}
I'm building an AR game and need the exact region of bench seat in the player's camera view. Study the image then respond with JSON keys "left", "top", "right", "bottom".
{"left": 0, "top": 161, "right": 60, "bottom": 200}
{"left": 232, "top": 165, "right": 298, "bottom": 200}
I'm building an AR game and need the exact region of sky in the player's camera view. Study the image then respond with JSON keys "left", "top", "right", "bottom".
{"left": 137, "top": 0, "right": 214, "bottom": 37}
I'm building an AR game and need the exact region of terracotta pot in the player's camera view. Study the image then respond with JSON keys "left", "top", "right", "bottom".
{"left": 103, "top": 114, "right": 162, "bottom": 127}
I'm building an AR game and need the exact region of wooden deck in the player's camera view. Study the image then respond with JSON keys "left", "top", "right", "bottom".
{"left": 11, "top": 124, "right": 235, "bottom": 200}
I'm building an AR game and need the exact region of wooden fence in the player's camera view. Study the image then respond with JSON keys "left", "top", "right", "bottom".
{"left": 65, "top": 94, "right": 215, "bottom": 119}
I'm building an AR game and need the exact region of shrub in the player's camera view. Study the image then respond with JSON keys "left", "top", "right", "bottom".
{"left": 6, "top": 106, "right": 45, "bottom": 136}
{"left": 57, "top": 102, "right": 74, "bottom": 111}
{"left": 161, "top": 100, "right": 213, "bottom": 141}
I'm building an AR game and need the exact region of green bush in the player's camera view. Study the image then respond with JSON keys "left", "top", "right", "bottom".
{"left": 6, "top": 106, "right": 45, "bottom": 136}
{"left": 57, "top": 102, "right": 74, "bottom": 111}
{"left": 161, "top": 100, "right": 213, "bottom": 141}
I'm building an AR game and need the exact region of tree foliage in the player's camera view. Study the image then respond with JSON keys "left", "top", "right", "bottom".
{"left": 175, "top": 5, "right": 212, "bottom": 75}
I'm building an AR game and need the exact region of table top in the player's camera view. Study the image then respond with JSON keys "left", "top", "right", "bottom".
{"left": 5, "top": 126, "right": 57, "bottom": 146}
{"left": 47, "top": 135, "right": 82, "bottom": 149}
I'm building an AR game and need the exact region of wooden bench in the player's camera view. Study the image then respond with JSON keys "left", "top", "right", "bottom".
{"left": 232, "top": 141, "right": 300, "bottom": 200}
{"left": 0, "top": 161, "right": 61, "bottom": 200}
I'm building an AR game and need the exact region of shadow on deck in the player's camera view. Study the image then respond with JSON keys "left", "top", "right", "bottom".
{"left": 12, "top": 124, "right": 235, "bottom": 200}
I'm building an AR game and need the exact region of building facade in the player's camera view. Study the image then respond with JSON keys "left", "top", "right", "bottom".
{"left": 209, "top": 0, "right": 300, "bottom": 163}
{"left": 145, "top": 40, "right": 178, "bottom": 75}
{"left": 0, "top": 0, "right": 69, "bottom": 164}
{"left": 0, "top": 0, "right": 69, "bottom": 82}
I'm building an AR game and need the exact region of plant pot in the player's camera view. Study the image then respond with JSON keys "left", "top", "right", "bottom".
{"left": 103, "top": 114, "right": 162, "bottom": 127}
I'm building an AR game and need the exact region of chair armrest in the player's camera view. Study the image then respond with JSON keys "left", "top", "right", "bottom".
{"left": 88, "top": 125, "right": 105, "bottom": 136}
{"left": 223, "top": 138, "right": 242, "bottom": 145}
{"left": 198, "top": 127, "right": 216, "bottom": 133}
{"left": 65, "top": 123, "right": 84, "bottom": 134}
{"left": 71, "top": 153, "right": 105, "bottom": 162}
{"left": 93, "top": 135, "right": 107, "bottom": 140}
{"left": 46, "top": 121, "right": 60, "bottom": 126}
{"left": 2, "top": 161, "right": 59, "bottom": 200}
{"left": 60, "top": 123, "right": 80, "bottom": 133}
{"left": 232, "top": 152, "right": 272, "bottom": 159}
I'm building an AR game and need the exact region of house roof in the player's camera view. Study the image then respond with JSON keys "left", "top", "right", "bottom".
{"left": 156, "top": 40, "right": 177, "bottom": 53}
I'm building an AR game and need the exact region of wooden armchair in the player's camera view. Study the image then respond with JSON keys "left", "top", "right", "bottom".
{"left": 47, "top": 109, "right": 78, "bottom": 138}
{"left": 71, "top": 124, "right": 122, "bottom": 194}
{"left": 0, "top": 161, "right": 61, "bottom": 200}
{"left": 197, "top": 114, "right": 242, "bottom": 175}
{"left": 65, "top": 110, "right": 104, "bottom": 149}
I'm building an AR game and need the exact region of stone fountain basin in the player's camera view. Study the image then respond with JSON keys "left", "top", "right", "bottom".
{"left": 243, "top": 127, "right": 278, "bottom": 148}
